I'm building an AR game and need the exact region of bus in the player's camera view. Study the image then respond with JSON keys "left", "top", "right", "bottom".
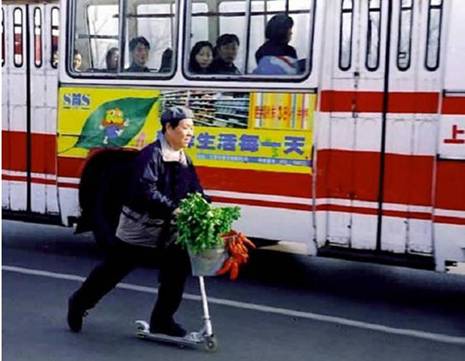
{"left": 2, "top": 0, "right": 465, "bottom": 273}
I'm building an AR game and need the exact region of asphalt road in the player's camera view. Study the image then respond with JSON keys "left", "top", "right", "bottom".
{"left": 2, "top": 220, "right": 465, "bottom": 361}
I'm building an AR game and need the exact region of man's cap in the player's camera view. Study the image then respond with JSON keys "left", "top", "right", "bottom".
{"left": 160, "top": 106, "right": 194, "bottom": 126}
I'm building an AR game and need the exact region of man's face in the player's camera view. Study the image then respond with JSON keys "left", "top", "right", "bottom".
{"left": 218, "top": 42, "right": 238, "bottom": 64}
{"left": 132, "top": 43, "right": 149, "bottom": 66}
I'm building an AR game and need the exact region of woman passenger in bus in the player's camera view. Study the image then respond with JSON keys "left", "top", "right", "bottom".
{"left": 188, "top": 41, "right": 214, "bottom": 74}
{"left": 253, "top": 14, "right": 298, "bottom": 75}
{"left": 105, "top": 47, "right": 119, "bottom": 72}
{"left": 127, "top": 36, "right": 150, "bottom": 72}
{"left": 209, "top": 34, "right": 241, "bottom": 75}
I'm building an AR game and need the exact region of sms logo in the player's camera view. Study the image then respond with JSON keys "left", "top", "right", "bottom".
{"left": 63, "top": 93, "right": 91, "bottom": 108}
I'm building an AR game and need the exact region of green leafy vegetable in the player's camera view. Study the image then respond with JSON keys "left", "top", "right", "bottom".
{"left": 176, "top": 193, "right": 241, "bottom": 254}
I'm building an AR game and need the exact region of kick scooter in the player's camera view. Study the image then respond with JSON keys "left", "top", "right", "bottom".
{"left": 135, "top": 275, "right": 218, "bottom": 352}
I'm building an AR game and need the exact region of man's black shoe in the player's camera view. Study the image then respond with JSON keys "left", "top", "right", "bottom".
{"left": 150, "top": 320, "right": 187, "bottom": 337}
{"left": 67, "top": 296, "right": 87, "bottom": 333}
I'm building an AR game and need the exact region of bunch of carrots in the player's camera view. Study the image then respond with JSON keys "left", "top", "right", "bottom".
{"left": 216, "top": 230, "right": 256, "bottom": 280}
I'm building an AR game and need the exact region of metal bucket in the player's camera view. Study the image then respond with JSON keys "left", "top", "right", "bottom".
{"left": 189, "top": 247, "right": 229, "bottom": 277}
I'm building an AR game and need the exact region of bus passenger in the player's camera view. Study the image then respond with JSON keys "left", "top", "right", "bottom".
{"left": 209, "top": 34, "right": 241, "bottom": 75}
{"left": 73, "top": 49, "right": 83, "bottom": 72}
{"left": 253, "top": 14, "right": 298, "bottom": 75}
{"left": 52, "top": 50, "right": 59, "bottom": 67}
{"left": 127, "top": 36, "right": 150, "bottom": 72}
{"left": 188, "top": 41, "right": 214, "bottom": 74}
{"left": 105, "top": 47, "right": 119, "bottom": 72}
{"left": 159, "top": 48, "right": 173, "bottom": 73}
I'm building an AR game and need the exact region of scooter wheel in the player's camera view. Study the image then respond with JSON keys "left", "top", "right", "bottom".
{"left": 204, "top": 336, "right": 218, "bottom": 352}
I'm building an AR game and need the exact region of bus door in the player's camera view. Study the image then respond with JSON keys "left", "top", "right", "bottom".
{"left": 2, "top": 4, "right": 28, "bottom": 212}
{"left": 381, "top": 0, "right": 443, "bottom": 256}
{"left": 2, "top": 2, "right": 59, "bottom": 215}
{"left": 28, "top": 3, "right": 60, "bottom": 215}
{"left": 319, "top": 0, "right": 440, "bottom": 254}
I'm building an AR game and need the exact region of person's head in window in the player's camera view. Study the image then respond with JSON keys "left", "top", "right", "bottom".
{"left": 105, "top": 47, "right": 119, "bottom": 72}
{"left": 127, "top": 36, "right": 150, "bottom": 72}
{"left": 73, "top": 49, "right": 82, "bottom": 72}
{"left": 159, "top": 48, "right": 173, "bottom": 73}
{"left": 52, "top": 50, "right": 59, "bottom": 68}
{"left": 266, "top": 13, "right": 294, "bottom": 46}
{"left": 254, "top": 14, "right": 298, "bottom": 69}
{"left": 188, "top": 41, "right": 213, "bottom": 74}
{"left": 210, "top": 34, "right": 240, "bottom": 75}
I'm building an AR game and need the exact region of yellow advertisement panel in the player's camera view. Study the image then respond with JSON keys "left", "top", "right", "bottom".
{"left": 58, "top": 87, "right": 161, "bottom": 158}
{"left": 57, "top": 87, "right": 314, "bottom": 174}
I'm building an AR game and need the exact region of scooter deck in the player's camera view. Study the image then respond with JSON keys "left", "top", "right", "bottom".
{"left": 135, "top": 320, "right": 203, "bottom": 348}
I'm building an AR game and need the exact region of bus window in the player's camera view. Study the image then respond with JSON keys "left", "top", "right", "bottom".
{"left": 13, "top": 8, "right": 24, "bottom": 68}
{"left": 397, "top": 0, "right": 413, "bottom": 71}
{"left": 425, "top": 0, "right": 442, "bottom": 71}
{"left": 70, "top": 0, "right": 177, "bottom": 76}
{"left": 34, "top": 8, "right": 43, "bottom": 68}
{"left": 185, "top": 0, "right": 315, "bottom": 79}
{"left": 51, "top": 7, "right": 59, "bottom": 68}
{"left": 2, "top": 8, "right": 5, "bottom": 67}
{"left": 365, "top": 0, "right": 381, "bottom": 71}
{"left": 127, "top": 0, "right": 177, "bottom": 74}
{"left": 339, "top": 0, "right": 353, "bottom": 71}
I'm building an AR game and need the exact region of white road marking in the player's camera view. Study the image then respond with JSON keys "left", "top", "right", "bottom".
{"left": 4, "top": 265, "right": 465, "bottom": 346}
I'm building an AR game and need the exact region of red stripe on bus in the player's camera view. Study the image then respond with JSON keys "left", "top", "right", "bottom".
{"left": 56, "top": 157, "right": 314, "bottom": 198}
{"left": 316, "top": 149, "right": 465, "bottom": 211}
{"left": 319, "top": 91, "right": 439, "bottom": 113}
{"left": 2, "top": 131, "right": 56, "bottom": 174}
{"left": 196, "top": 166, "right": 312, "bottom": 198}
{"left": 433, "top": 216, "right": 465, "bottom": 225}
{"left": 435, "top": 160, "right": 465, "bottom": 212}
{"left": 2, "top": 130, "right": 27, "bottom": 172}
{"left": 2, "top": 174, "right": 56, "bottom": 185}
{"left": 442, "top": 97, "right": 465, "bottom": 115}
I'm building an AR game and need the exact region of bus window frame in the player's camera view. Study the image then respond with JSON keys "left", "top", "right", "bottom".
{"left": 182, "top": 0, "right": 316, "bottom": 83}
{"left": 13, "top": 7, "right": 24, "bottom": 68}
{"left": 396, "top": 0, "right": 414, "bottom": 71}
{"left": 424, "top": 0, "right": 443, "bottom": 72}
{"left": 33, "top": 7, "right": 43, "bottom": 68}
{"left": 66, "top": 0, "right": 180, "bottom": 80}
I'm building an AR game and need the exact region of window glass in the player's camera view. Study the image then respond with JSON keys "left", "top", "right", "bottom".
{"left": 13, "top": 8, "right": 24, "bottom": 67}
{"left": 185, "top": 0, "right": 315, "bottom": 79}
{"left": 87, "top": 4, "right": 119, "bottom": 70}
{"left": 339, "top": 0, "right": 353, "bottom": 70}
{"left": 130, "top": 2, "right": 176, "bottom": 73}
{"left": 34, "top": 8, "right": 43, "bottom": 68}
{"left": 425, "top": 0, "right": 442, "bottom": 71}
{"left": 190, "top": 3, "right": 209, "bottom": 50}
{"left": 2, "top": 8, "right": 5, "bottom": 67}
{"left": 51, "top": 7, "right": 59, "bottom": 68}
{"left": 366, "top": 0, "right": 382, "bottom": 71}
{"left": 397, "top": 0, "right": 413, "bottom": 70}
